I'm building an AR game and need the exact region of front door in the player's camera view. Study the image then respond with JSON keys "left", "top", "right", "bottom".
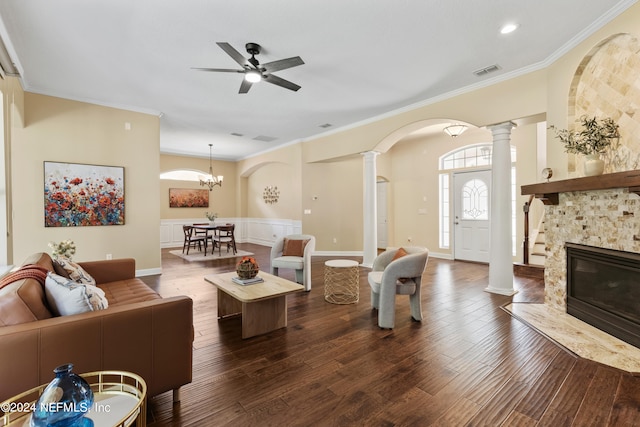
{"left": 453, "top": 170, "right": 491, "bottom": 262}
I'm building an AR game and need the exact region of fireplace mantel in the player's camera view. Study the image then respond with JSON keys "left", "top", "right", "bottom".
{"left": 521, "top": 169, "right": 640, "bottom": 205}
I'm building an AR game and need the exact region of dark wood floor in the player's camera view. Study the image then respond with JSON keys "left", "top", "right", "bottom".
{"left": 141, "top": 244, "right": 640, "bottom": 426}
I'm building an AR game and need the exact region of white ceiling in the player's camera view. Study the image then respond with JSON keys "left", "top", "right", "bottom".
{"left": 0, "top": 0, "right": 635, "bottom": 161}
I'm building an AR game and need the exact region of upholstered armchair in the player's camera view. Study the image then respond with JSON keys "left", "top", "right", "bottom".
{"left": 270, "top": 234, "right": 315, "bottom": 291}
{"left": 368, "top": 247, "right": 429, "bottom": 329}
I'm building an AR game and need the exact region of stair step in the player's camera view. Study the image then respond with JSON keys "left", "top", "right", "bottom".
{"left": 529, "top": 254, "right": 546, "bottom": 266}
{"left": 531, "top": 251, "right": 546, "bottom": 256}
{"left": 514, "top": 262, "right": 544, "bottom": 279}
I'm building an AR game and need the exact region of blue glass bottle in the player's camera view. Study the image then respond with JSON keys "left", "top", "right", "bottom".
{"left": 31, "top": 363, "right": 94, "bottom": 427}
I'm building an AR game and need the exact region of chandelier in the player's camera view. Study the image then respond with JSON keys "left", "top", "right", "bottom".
{"left": 199, "top": 144, "right": 223, "bottom": 191}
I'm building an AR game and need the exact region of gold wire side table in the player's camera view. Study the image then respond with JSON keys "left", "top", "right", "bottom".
{"left": 324, "top": 259, "right": 360, "bottom": 304}
{"left": 0, "top": 370, "right": 147, "bottom": 427}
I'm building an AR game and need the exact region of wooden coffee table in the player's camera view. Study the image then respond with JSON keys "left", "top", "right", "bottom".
{"left": 204, "top": 271, "right": 304, "bottom": 339}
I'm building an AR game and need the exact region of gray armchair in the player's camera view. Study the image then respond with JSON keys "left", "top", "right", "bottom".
{"left": 368, "top": 247, "right": 429, "bottom": 329}
{"left": 270, "top": 234, "right": 315, "bottom": 291}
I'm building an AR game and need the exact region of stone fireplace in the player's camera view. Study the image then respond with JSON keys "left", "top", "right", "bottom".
{"left": 520, "top": 172, "right": 640, "bottom": 353}
{"left": 543, "top": 187, "right": 640, "bottom": 314}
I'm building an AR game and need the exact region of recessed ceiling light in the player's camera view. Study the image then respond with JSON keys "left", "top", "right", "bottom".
{"left": 500, "top": 23, "right": 518, "bottom": 34}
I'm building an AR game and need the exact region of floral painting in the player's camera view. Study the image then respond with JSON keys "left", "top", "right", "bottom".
{"left": 169, "top": 188, "right": 209, "bottom": 208}
{"left": 44, "top": 161, "right": 125, "bottom": 227}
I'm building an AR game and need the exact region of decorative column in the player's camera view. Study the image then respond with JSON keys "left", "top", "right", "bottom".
{"left": 362, "top": 151, "right": 379, "bottom": 268}
{"left": 486, "top": 122, "right": 517, "bottom": 295}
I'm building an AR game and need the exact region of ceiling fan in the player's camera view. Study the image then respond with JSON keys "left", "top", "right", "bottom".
{"left": 193, "top": 42, "right": 304, "bottom": 94}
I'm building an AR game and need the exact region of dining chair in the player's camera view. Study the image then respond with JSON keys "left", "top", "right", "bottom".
{"left": 212, "top": 224, "right": 237, "bottom": 256}
{"left": 182, "top": 225, "right": 207, "bottom": 255}
{"left": 192, "top": 223, "right": 214, "bottom": 252}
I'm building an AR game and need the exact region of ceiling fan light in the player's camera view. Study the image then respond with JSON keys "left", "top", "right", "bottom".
{"left": 444, "top": 124, "right": 468, "bottom": 137}
{"left": 245, "top": 70, "right": 262, "bottom": 83}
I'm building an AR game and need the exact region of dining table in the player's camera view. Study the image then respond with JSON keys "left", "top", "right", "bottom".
{"left": 192, "top": 224, "right": 219, "bottom": 255}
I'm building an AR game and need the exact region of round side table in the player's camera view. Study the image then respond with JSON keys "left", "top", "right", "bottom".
{"left": 0, "top": 371, "right": 146, "bottom": 427}
{"left": 324, "top": 259, "right": 360, "bottom": 304}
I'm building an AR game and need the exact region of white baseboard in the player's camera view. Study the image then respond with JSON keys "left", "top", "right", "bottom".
{"left": 136, "top": 267, "right": 162, "bottom": 277}
{"left": 429, "top": 251, "right": 453, "bottom": 260}
{"left": 312, "top": 250, "right": 364, "bottom": 257}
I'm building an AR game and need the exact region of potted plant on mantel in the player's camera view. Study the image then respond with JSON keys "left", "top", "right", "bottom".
{"left": 550, "top": 115, "right": 620, "bottom": 176}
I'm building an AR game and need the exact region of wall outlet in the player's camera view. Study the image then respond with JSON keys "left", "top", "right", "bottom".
{"left": 333, "top": 238, "right": 337, "bottom": 244}
{"left": 304, "top": 209, "right": 311, "bottom": 214}
{"left": 106, "top": 254, "right": 112, "bottom": 260}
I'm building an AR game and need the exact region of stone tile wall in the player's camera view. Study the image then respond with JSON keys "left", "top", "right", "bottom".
{"left": 544, "top": 189, "right": 640, "bottom": 310}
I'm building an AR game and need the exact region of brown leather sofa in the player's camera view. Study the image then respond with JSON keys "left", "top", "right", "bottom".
{"left": 0, "top": 253, "right": 193, "bottom": 403}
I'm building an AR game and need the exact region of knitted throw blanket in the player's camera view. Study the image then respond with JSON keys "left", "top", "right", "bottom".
{"left": 0, "top": 265, "right": 49, "bottom": 291}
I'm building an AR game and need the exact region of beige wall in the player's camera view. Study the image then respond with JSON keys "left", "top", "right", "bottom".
{"left": 238, "top": 144, "right": 302, "bottom": 220}
{"left": 301, "top": 156, "right": 363, "bottom": 251}
{"left": 246, "top": 162, "right": 297, "bottom": 219}
{"left": 10, "top": 92, "right": 161, "bottom": 270}
{"left": 160, "top": 153, "right": 236, "bottom": 219}
{"left": 546, "top": 2, "right": 640, "bottom": 180}
{"left": 303, "top": 70, "right": 547, "bottom": 164}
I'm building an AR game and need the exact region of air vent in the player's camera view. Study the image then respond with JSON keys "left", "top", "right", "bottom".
{"left": 230, "top": 132, "right": 243, "bottom": 137}
{"left": 319, "top": 123, "right": 332, "bottom": 128}
{"left": 253, "top": 135, "right": 277, "bottom": 142}
{"left": 473, "top": 64, "right": 501, "bottom": 77}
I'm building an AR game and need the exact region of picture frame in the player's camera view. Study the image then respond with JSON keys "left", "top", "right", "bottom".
{"left": 44, "top": 161, "right": 125, "bottom": 227}
{"left": 169, "top": 188, "right": 209, "bottom": 208}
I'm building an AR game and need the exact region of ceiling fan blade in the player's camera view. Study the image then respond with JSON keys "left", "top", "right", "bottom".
{"left": 263, "top": 74, "right": 301, "bottom": 92}
{"left": 239, "top": 78, "right": 253, "bottom": 94}
{"left": 261, "top": 56, "right": 304, "bottom": 73}
{"left": 191, "top": 67, "right": 244, "bottom": 73}
{"left": 216, "top": 42, "right": 250, "bottom": 68}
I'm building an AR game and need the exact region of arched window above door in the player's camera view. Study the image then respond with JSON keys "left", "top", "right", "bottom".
{"left": 440, "top": 143, "right": 516, "bottom": 170}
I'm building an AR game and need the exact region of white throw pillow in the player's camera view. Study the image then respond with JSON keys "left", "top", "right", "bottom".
{"left": 45, "top": 273, "right": 108, "bottom": 316}
{"left": 54, "top": 256, "right": 96, "bottom": 286}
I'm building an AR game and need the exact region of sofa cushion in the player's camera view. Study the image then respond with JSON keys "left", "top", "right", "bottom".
{"left": 98, "top": 279, "right": 161, "bottom": 306}
{"left": 52, "top": 260, "right": 71, "bottom": 279}
{"left": 44, "top": 273, "right": 109, "bottom": 316}
{"left": 54, "top": 257, "right": 96, "bottom": 285}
